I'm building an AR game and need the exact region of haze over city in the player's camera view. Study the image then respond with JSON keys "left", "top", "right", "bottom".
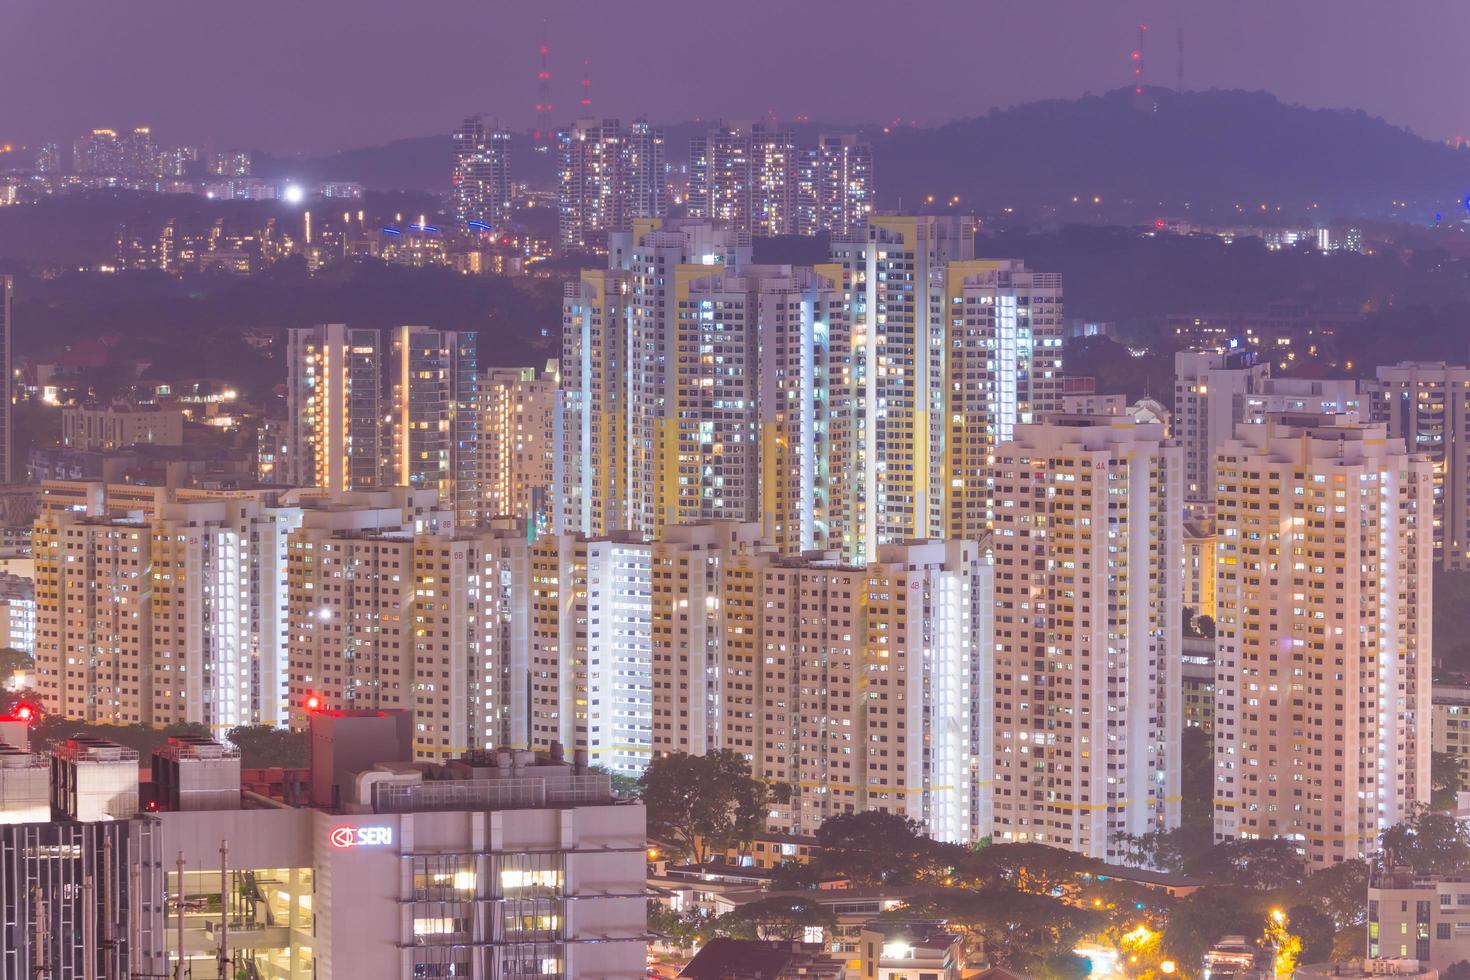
{"left": 3, "top": 2, "right": 1470, "bottom": 978}
{"left": 6, "top": 0, "right": 1470, "bottom": 151}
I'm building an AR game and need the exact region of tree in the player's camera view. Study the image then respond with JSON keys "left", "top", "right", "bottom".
{"left": 768, "top": 861, "right": 828, "bottom": 891}
{"left": 647, "top": 900, "right": 716, "bottom": 952}
{"left": 1286, "top": 904, "right": 1336, "bottom": 965}
{"left": 713, "top": 897, "right": 836, "bottom": 943}
{"left": 815, "top": 810, "right": 945, "bottom": 887}
{"left": 589, "top": 765, "right": 641, "bottom": 799}
{"left": 1381, "top": 804, "right": 1470, "bottom": 875}
{"left": 1264, "top": 910, "right": 1303, "bottom": 979}
{"left": 1115, "top": 824, "right": 1214, "bottom": 874}
{"left": 33, "top": 718, "right": 209, "bottom": 757}
{"left": 226, "top": 725, "right": 308, "bottom": 768}
{"left": 1186, "top": 838, "right": 1306, "bottom": 891}
{"left": 1433, "top": 751, "right": 1465, "bottom": 812}
{"left": 1304, "top": 859, "right": 1370, "bottom": 932}
{"left": 0, "top": 647, "right": 33, "bottom": 678}
{"left": 1161, "top": 888, "right": 1264, "bottom": 980}
{"left": 639, "top": 750, "right": 768, "bottom": 865}
{"left": 1441, "top": 961, "right": 1470, "bottom": 980}
{"left": 898, "top": 889, "right": 1099, "bottom": 972}
{"left": 965, "top": 841, "right": 1100, "bottom": 895}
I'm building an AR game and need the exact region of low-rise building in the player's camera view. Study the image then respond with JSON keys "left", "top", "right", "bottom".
{"left": 62, "top": 404, "right": 186, "bottom": 451}
{"left": 0, "top": 571, "right": 33, "bottom": 653}
{"left": 0, "top": 708, "right": 648, "bottom": 978}
{"left": 856, "top": 921, "right": 963, "bottom": 980}
{"left": 1434, "top": 686, "right": 1470, "bottom": 790}
{"left": 1369, "top": 869, "right": 1470, "bottom": 967}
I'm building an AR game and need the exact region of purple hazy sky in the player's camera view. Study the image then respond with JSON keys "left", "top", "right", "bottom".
{"left": 4, "top": 0, "right": 1469, "bottom": 154}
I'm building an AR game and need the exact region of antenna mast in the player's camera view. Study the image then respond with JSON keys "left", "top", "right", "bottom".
{"left": 1177, "top": 26, "right": 1185, "bottom": 92}
{"left": 1133, "top": 23, "right": 1149, "bottom": 94}
{"left": 534, "top": 21, "right": 553, "bottom": 145}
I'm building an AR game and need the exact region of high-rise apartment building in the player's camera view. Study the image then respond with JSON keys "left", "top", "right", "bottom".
{"left": 1367, "top": 362, "right": 1470, "bottom": 569}
{"left": 1240, "top": 376, "right": 1363, "bottom": 424}
{"left": 481, "top": 362, "right": 558, "bottom": 534}
{"left": 556, "top": 219, "right": 752, "bottom": 540}
{"left": 121, "top": 126, "right": 157, "bottom": 178}
{"left": 688, "top": 126, "right": 752, "bottom": 232}
{"left": 557, "top": 216, "right": 1060, "bottom": 563}
{"left": 286, "top": 324, "right": 385, "bottom": 493}
{"left": 748, "top": 124, "right": 798, "bottom": 239}
{"left": 796, "top": 134, "right": 875, "bottom": 237}
{"left": 828, "top": 217, "right": 978, "bottom": 555}
{"left": 529, "top": 532, "right": 653, "bottom": 777}
{"left": 557, "top": 238, "right": 850, "bottom": 551}
{"left": 557, "top": 118, "right": 627, "bottom": 251}
{"left": 1173, "top": 348, "right": 1270, "bottom": 502}
{"left": 690, "top": 125, "right": 872, "bottom": 238}
{"left": 451, "top": 117, "right": 513, "bottom": 228}
{"left": 282, "top": 489, "right": 512, "bottom": 759}
{"left": 827, "top": 216, "right": 1063, "bottom": 559}
{"left": 0, "top": 277, "right": 10, "bottom": 482}
{"left": 388, "top": 326, "right": 480, "bottom": 526}
{"left": 556, "top": 117, "right": 667, "bottom": 251}
{"left": 33, "top": 486, "right": 304, "bottom": 729}
{"left": 72, "top": 129, "right": 123, "bottom": 175}
{"left": 558, "top": 266, "right": 631, "bottom": 537}
{"left": 645, "top": 526, "right": 993, "bottom": 843}
{"left": 989, "top": 416, "right": 1182, "bottom": 859}
{"left": 1213, "top": 413, "right": 1432, "bottom": 867}
{"left": 942, "top": 259, "right": 1065, "bottom": 542}
{"left": 627, "top": 118, "right": 667, "bottom": 224}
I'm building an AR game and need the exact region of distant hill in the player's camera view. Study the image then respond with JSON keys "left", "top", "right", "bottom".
{"left": 252, "top": 89, "right": 1470, "bottom": 222}
{"left": 875, "top": 87, "right": 1470, "bottom": 221}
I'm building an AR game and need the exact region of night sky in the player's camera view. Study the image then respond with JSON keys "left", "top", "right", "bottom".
{"left": 5, "top": 0, "right": 1469, "bottom": 154}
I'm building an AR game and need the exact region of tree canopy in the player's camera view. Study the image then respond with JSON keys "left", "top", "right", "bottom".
{"left": 1381, "top": 804, "right": 1470, "bottom": 875}
{"left": 639, "top": 750, "right": 767, "bottom": 865}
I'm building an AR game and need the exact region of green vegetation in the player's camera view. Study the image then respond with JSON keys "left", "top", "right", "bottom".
{"left": 31, "top": 717, "right": 211, "bottom": 756}
{"left": 639, "top": 750, "right": 769, "bottom": 865}
{"left": 224, "top": 725, "right": 308, "bottom": 768}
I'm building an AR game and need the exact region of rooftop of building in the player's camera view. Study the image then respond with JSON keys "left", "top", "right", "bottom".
{"left": 678, "top": 938, "right": 843, "bottom": 980}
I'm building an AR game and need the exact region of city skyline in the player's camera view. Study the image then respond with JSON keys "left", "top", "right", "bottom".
{"left": 3, "top": 4, "right": 1469, "bottom": 973}
{"left": 6, "top": 0, "right": 1470, "bottom": 154}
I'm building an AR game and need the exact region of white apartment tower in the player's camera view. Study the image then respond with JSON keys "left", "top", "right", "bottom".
{"left": 829, "top": 216, "right": 977, "bottom": 559}
{"left": 652, "top": 533, "right": 993, "bottom": 843}
{"left": 481, "top": 362, "right": 558, "bottom": 535}
{"left": 557, "top": 267, "right": 631, "bottom": 537}
{"left": 33, "top": 488, "right": 303, "bottom": 729}
{"left": 557, "top": 219, "right": 752, "bottom": 540}
{"left": 796, "top": 135, "right": 875, "bottom": 237}
{"left": 529, "top": 533, "right": 653, "bottom": 777}
{"left": 451, "top": 116, "right": 512, "bottom": 228}
{"left": 389, "top": 326, "right": 480, "bottom": 526}
{"left": 1367, "top": 362, "right": 1470, "bottom": 569}
{"left": 1173, "top": 348, "right": 1270, "bottom": 502}
{"left": 557, "top": 117, "right": 667, "bottom": 251}
{"left": 989, "top": 416, "right": 1182, "bottom": 859}
{"left": 286, "top": 324, "right": 384, "bottom": 493}
{"left": 942, "top": 259, "right": 1065, "bottom": 542}
{"left": 1213, "top": 413, "right": 1432, "bottom": 867}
